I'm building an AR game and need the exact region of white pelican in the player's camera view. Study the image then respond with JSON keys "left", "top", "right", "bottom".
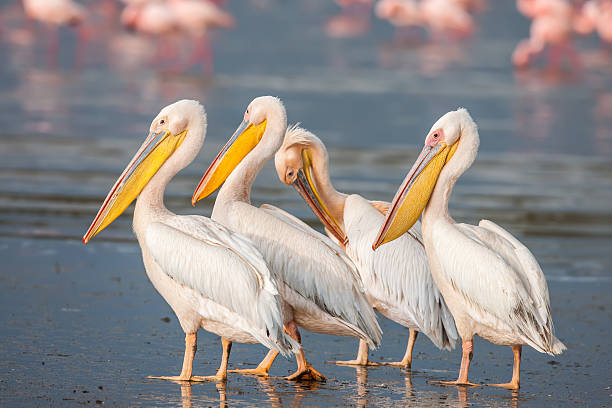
{"left": 83, "top": 100, "right": 298, "bottom": 382}
{"left": 273, "top": 125, "right": 459, "bottom": 368}
{"left": 372, "top": 108, "right": 566, "bottom": 389}
{"left": 192, "top": 96, "right": 382, "bottom": 381}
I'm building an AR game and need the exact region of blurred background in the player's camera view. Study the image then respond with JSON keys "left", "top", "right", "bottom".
{"left": 0, "top": 0, "right": 611, "bottom": 406}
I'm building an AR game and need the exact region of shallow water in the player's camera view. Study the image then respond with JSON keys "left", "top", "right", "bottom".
{"left": 0, "top": 0, "right": 611, "bottom": 406}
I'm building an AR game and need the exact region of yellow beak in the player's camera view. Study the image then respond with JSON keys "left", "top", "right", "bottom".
{"left": 192, "top": 119, "right": 267, "bottom": 204}
{"left": 372, "top": 141, "right": 458, "bottom": 250}
{"left": 82, "top": 129, "right": 188, "bottom": 244}
{"left": 293, "top": 149, "right": 348, "bottom": 246}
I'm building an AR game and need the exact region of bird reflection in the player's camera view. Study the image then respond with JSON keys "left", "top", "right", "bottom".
{"left": 404, "top": 369, "right": 414, "bottom": 398}
{"left": 352, "top": 365, "right": 414, "bottom": 406}
{"left": 510, "top": 390, "right": 520, "bottom": 408}
{"left": 177, "top": 381, "right": 227, "bottom": 408}
{"left": 355, "top": 366, "right": 368, "bottom": 407}
{"left": 456, "top": 386, "right": 469, "bottom": 408}
{"left": 286, "top": 378, "right": 321, "bottom": 407}
{"left": 179, "top": 382, "right": 194, "bottom": 408}
{"left": 254, "top": 376, "right": 282, "bottom": 408}
{"left": 250, "top": 374, "right": 322, "bottom": 407}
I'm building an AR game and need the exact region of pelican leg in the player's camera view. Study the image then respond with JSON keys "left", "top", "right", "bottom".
{"left": 327, "top": 339, "right": 378, "bottom": 366}
{"left": 190, "top": 337, "right": 232, "bottom": 382}
{"left": 148, "top": 332, "right": 198, "bottom": 381}
{"left": 488, "top": 345, "right": 521, "bottom": 390}
{"left": 284, "top": 321, "right": 326, "bottom": 382}
{"left": 148, "top": 334, "right": 232, "bottom": 382}
{"left": 380, "top": 329, "right": 419, "bottom": 368}
{"left": 230, "top": 349, "right": 279, "bottom": 377}
{"left": 437, "top": 339, "right": 480, "bottom": 387}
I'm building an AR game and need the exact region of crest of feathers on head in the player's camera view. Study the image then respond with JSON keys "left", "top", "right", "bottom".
{"left": 281, "top": 123, "right": 311, "bottom": 151}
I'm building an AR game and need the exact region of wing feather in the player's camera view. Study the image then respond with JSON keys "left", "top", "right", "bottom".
{"left": 343, "top": 195, "right": 458, "bottom": 350}
{"left": 145, "top": 215, "right": 299, "bottom": 355}
{"left": 432, "top": 220, "right": 564, "bottom": 354}
{"left": 227, "top": 203, "right": 382, "bottom": 348}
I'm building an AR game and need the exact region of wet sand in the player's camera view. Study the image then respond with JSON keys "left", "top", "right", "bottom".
{"left": 0, "top": 237, "right": 610, "bottom": 406}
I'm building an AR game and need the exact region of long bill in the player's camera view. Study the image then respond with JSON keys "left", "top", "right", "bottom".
{"left": 191, "top": 119, "right": 267, "bottom": 204}
{"left": 293, "top": 149, "right": 348, "bottom": 246}
{"left": 372, "top": 141, "right": 458, "bottom": 250}
{"left": 82, "top": 129, "right": 188, "bottom": 244}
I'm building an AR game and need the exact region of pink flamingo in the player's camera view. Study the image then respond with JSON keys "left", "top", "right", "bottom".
{"left": 167, "top": 0, "right": 235, "bottom": 72}
{"left": 120, "top": 1, "right": 180, "bottom": 66}
{"left": 22, "top": 0, "right": 89, "bottom": 68}
{"left": 375, "top": 0, "right": 474, "bottom": 41}
{"left": 574, "top": 0, "right": 612, "bottom": 46}
{"left": 513, "top": 0, "right": 580, "bottom": 69}
{"left": 23, "top": 0, "right": 85, "bottom": 26}
{"left": 120, "top": 1, "right": 178, "bottom": 36}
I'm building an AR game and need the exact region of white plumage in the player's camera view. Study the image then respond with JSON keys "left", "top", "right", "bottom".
{"left": 193, "top": 96, "right": 381, "bottom": 380}
{"left": 344, "top": 195, "right": 458, "bottom": 350}
{"left": 430, "top": 219, "right": 564, "bottom": 354}
{"left": 145, "top": 216, "right": 292, "bottom": 352}
{"left": 373, "top": 108, "right": 565, "bottom": 388}
{"left": 273, "top": 126, "right": 458, "bottom": 367}
{"left": 83, "top": 100, "right": 297, "bottom": 383}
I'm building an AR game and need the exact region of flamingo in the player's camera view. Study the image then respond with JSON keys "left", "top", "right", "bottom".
{"left": 372, "top": 108, "right": 566, "bottom": 389}
{"left": 83, "top": 100, "right": 298, "bottom": 382}
{"left": 375, "top": 0, "right": 474, "bottom": 40}
{"left": 120, "top": 1, "right": 178, "bottom": 36}
{"left": 273, "top": 125, "right": 459, "bottom": 368}
{"left": 513, "top": 0, "right": 579, "bottom": 69}
{"left": 23, "top": 0, "right": 85, "bottom": 26}
{"left": 22, "top": 0, "right": 89, "bottom": 68}
{"left": 574, "top": 0, "right": 612, "bottom": 46}
{"left": 192, "top": 96, "right": 382, "bottom": 381}
{"left": 168, "top": 0, "right": 235, "bottom": 72}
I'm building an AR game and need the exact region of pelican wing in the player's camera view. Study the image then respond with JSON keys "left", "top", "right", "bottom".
{"left": 343, "top": 195, "right": 458, "bottom": 350}
{"left": 145, "top": 215, "right": 298, "bottom": 354}
{"left": 229, "top": 202, "right": 382, "bottom": 348}
{"left": 431, "top": 220, "right": 565, "bottom": 354}
{"left": 260, "top": 204, "right": 359, "bottom": 282}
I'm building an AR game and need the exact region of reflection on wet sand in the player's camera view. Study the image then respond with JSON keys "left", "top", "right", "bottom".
{"left": 355, "top": 366, "right": 368, "bottom": 407}
{"left": 174, "top": 374, "right": 324, "bottom": 408}
{"left": 168, "top": 363, "right": 525, "bottom": 408}
{"left": 177, "top": 381, "right": 226, "bottom": 408}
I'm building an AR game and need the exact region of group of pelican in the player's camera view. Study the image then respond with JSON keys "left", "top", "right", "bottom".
{"left": 83, "top": 96, "right": 565, "bottom": 390}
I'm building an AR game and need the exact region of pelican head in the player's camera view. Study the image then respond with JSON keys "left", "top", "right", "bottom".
{"left": 373, "top": 108, "right": 477, "bottom": 250}
{"left": 192, "top": 96, "right": 286, "bottom": 204}
{"left": 274, "top": 125, "right": 347, "bottom": 245}
{"left": 83, "top": 99, "right": 206, "bottom": 244}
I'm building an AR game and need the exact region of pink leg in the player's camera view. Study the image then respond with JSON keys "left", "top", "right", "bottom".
{"left": 73, "top": 26, "right": 91, "bottom": 70}
{"left": 46, "top": 26, "right": 59, "bottom": 69}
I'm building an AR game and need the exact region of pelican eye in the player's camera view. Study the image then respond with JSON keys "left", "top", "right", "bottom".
{"left": 433, "top": 132, "right": 439, "bottom": 139}
{"left": 160, "top": 119, "right": 165, "bottom": 125}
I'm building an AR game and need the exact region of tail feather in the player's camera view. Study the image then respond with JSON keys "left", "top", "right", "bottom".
{"left": 256, "top": 293, "right": 301, "bottom": 356}
{"left": 550, "top": 336, "right": 566, "bottom": 355}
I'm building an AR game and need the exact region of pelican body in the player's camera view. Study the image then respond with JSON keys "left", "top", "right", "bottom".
{"left": 273, "top": 126, "right": 458, "bottom": 368}
{"left": 373, "top": 108, "right": 565, "bottom": 389}
{"left": 83, "top": 100, "right": 298, "bottom": 382}
{"left": 192, "top": 96, "right": 382, "bottom": 381}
